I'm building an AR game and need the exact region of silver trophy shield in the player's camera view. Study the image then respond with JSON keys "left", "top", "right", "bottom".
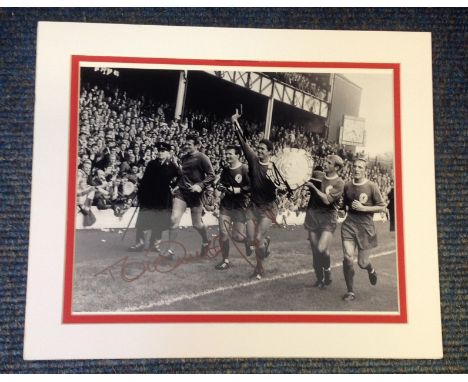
{"left": 273, "top": 148, "right": 314, "bottom": 190}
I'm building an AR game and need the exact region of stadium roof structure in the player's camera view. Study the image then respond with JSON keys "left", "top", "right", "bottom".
{"left": 205, "top": 70, "right": 330, "bottom": 120}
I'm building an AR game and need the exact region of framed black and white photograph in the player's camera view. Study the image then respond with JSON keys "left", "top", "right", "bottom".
{"left": 71, "top": 62, "right": 402, "bottom": 318}
{"left": 24, "top": 22, "right": 441, "bottom": 360}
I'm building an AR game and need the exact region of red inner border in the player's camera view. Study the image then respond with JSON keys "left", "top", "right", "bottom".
{"left": 63, "top": 56, "right": 406, "bottom": 324}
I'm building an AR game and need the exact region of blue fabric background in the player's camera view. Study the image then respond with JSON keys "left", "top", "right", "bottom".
{"left": 0, "top": 8, "right": 465, "bottom": 373}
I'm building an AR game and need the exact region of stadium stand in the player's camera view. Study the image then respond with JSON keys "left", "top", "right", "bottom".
{"left": 77, "top": 84, "right": 394, "bottom": 219}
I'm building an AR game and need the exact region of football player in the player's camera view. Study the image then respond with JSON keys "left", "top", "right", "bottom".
{"left": 215, "top": 145, "right": 255, "bottom": 270}
{"left": 341, "top": 155, "right": 387, "bottom": 301}
{"left": 169, "top": 134, "right": 215, "bottom": 257}
{"left": 304, "top": 155, "right": 345, "bottom": 288}
{"left": 232, "top": 110, "right": 284, "bottom": 279}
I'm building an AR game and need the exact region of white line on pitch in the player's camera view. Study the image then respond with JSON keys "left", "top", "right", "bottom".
{"left": 122, "top": 249, "right": 396, "bottom": 311}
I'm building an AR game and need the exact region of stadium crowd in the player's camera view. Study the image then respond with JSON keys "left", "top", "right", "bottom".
{"left": 268, "top": 72, "right": 329, "bottom": 101}
{"left": 76, "top": 84, "right": 394, "bottom": 219}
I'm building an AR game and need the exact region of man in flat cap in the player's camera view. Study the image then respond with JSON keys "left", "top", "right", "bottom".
{"left": 129, "top": 142, "right": 180, "bottom": 252}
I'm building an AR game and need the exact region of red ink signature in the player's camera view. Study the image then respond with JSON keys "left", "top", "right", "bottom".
{"left": 94, "top": 207, "right": 277, "bottom": 282}
{"left": 94, "top": 239, "right": 222, "bottom": 282}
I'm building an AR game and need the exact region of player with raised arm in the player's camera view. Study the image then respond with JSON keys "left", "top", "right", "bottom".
{"left": 341, "top": 154, "right": 387, "bottom": 301}
{"left": 231, "top": 108, "right": 284, "bottom": 279}
{"left": 169, "top": 134, "right": 215, "bottom": 257}
{"left": 214, "top": 145, "right": 255, "bottom": 270}
{"left": 304, "top": 155, "right": 345, "bottom": 288}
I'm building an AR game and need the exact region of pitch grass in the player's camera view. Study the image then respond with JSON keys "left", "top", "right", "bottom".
{"left": 73, "top": 221, "right": 398, "bottom": 312}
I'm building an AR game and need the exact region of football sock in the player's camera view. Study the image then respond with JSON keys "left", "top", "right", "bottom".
{"left": 221, "top": 238, "right": 230, "bottom": 260}
{"left": 343, "top": 260, "right": 355, "bottom": 292}
{"left": 244, "top": 241, "right": 254, "bottom": 256}
{"left": 322, "top": 251, "right": 331, "bottom": 269}
{"left": 255, "top": 246, "right": 266, "bottom": 271}
{"left": 323, "top": 267, "right": 332, "bottom": 284}
{"left": 312, "top": 250, "right": 323, "bottom": 281}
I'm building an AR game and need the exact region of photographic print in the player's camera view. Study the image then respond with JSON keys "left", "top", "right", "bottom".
{"left": 25, "top": 23, "right": 441, "bottom": 359}
{"left": 68, "top": 59, "right": 404, "bottom": 321}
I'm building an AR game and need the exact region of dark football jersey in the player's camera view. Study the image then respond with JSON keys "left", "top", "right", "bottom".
{"left": 307, "top": 172, "right": 345, "bottom": 211}
{"left": 177, "top": 151, "right": 215, "bottom": 191}
{"left": 343, "top": 179, "right": 385, "bottom": 224}
{"left": 219, "top": 163, "right": 250, "bottom": 209}
{"left": 235, "top": 130, "right": 277, "bottom": 206}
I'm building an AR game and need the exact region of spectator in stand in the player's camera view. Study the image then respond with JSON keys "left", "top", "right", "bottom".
{"left": 386, "top": 184, "right": 395, "bottom": 232}
{"left": 127, "top": 165, "right": 141, "bottom": 184}
{"left": 76, "top": 159, "right": 96, "bottom": 226}
{"left": 91, "top": 169, "right": 115, "bottom": 210}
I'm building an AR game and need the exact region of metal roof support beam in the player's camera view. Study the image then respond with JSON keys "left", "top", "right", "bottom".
{"left": 264, "top": 80, "right": 275, "bottom": 140}
{"left": 174, "top": 70, "right": 187, "bottom": 120}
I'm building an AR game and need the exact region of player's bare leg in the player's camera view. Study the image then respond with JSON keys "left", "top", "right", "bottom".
{"left": 358, "top": 248, "right": 378, "bottom": 286}
{"left": 168, "top": 197, "right": 187, "bottom": 254}
{"left": 227, "top": 218, "right": 254, "bottom": 256}
{"left": 317, "top": 231, "right": 334, "bottom": 286}
{"left": 245, "top": 219, "right": 255, "bottom": 257}
{"left": 342, "top": 239, "right": 358, "bottom": 301}
{"left": 216, "top": 214, "right": 232, "bottom": 269}
{"left": 308, "top": 231, "right": 323, "bottom": 286}
{"left": 190, "top": 205, "right": 210, "bottom": 257}
{"left": 231, "top": 219, "right": 255, "bottom": 258}
{"left": 252, "top": 216, "right": 272, "bottom": 278}
{"left": 229, "top": 221, "right": 243, "bottom": 241}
